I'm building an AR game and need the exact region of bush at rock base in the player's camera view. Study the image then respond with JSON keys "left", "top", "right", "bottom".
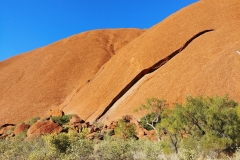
{"left": 51, "top": 114, "right": 75, "bottom": 126}
{"left": 0, "top": 96, "right": 240, "bottom": 159}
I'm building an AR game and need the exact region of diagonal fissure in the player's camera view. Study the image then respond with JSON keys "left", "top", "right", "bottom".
{"left": 96, "top": 29, "right": 214, "bottom": 121}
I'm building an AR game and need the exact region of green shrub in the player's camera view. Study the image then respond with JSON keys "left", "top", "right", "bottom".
{"left": 79, "top": 128, "right": 89, "bottom": 139}
{"left": 177, "top": 148, "right": 198, "bottom": 160}
{"left": 43, "top": 133, "right": 71, "bottom": 154}
{"left": 94, "top": 138, "right": 134, "bottom": 160}
{"left": 66, "top": 138, "right": 94, "bottom": 159}
{"left": 4, "top": 127, "right": 14, "bottom": 136}
{"left": 14, "top": 131, "right": 27, "bottom": 140}
{"left": 0, "top": 137, "right": 46, "bottom": 159}
{"left": 27, "top": 116, "right": 40, "bottom": 126}
{"left": 156, "top": 95, "right": 240, "bottom": 155}
{"left": 114, "top": 119, "right": 137, "bottom": 139}
{"left": 51, "top": 114, "right": 75, "bottom": 125}
{"left": 133, "top": 139, "right": 167, "bottom": 160}
{"left": 0, "top": 96, "right": 240, "bottom": 159}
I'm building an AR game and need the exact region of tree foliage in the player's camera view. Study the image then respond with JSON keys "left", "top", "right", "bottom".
{"left": 138, "top": 95, "right": 240, "bottom": 156}
{"left": 140, "top": 113, "right": 160, "bottom": 130}
{"left": 114, "top": 119, "right": 137, "bottom": 139}
{"left": 51, "top": 114, "right": 75, "bottom": 126}
{"left": 43, "top": 133, "right": 71, "bottom": 154}
{"left": 135, "top": 98, "right": 167, "bottom": 141}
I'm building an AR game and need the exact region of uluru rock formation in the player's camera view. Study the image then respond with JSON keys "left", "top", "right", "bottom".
{"left": 62, "top": 0, "right": 240, "bottom": 124}
{"left": 1, "top": 0, "right": 240, "bottom": 126}
{"left": 0, "top": 29, "right": 144, "bottom": 126}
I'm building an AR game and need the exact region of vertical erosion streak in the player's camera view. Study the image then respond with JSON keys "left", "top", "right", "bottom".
{"left": 96, "top": 29, "right": 214, "bottom": 121}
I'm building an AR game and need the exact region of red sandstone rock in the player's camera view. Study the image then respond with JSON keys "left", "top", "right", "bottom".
{"left": 0, "top": 29, "right": 143, "bottom": 126}
{"left": 13, "top": 123, "right": 30, "bottom": 135}
{"left": 27, "top": 121, "right": 62, "bottom": 137}
{"left": 81, "top": 122, "right": 90, "bottom": 128}
{"left": 63, "top": 0, "right": 240, "bottom": 124}
{"left": 69, "top": 115, "right": 84, "bottom": 126}
{"left": 0, "top": 125, "right": 14, "bottom": 135}
{"left": 0, "top": 0, "right": 239, "bottom": 126}
{"left": 49, "top": 109, "right": 64, "bottom": 117}
{"left": 137, "top": 128, "right": 145, "bottom": 138}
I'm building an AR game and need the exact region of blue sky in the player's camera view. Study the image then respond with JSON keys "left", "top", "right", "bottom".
{"left": 0, "top": 0, "right": 197, "bottom": 62}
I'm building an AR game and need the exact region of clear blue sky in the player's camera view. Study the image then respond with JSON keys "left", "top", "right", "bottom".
{"left": 0, "top": 0, "right": 197, "bottom": 62}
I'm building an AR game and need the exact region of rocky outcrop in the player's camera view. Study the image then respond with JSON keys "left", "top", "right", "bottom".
{"left": 27, "top": 121, "right": 62, "bottom": 137}
{"left": 0, "top": 113, "right": 160, "bottom": 141}
{"left": 13, "top": 123, "right": 30, "bottom": 135}
{"left": 0, "top": 125, "right": 14, "bottom": 136}
{"left": 0, "top": 124, "right": 15, "bottom": 139}
{"left": 69, "top": 115, "right": 84, "bottom": 127}
{"left": 0, "top": 0, "right": 239, "bottom": 126}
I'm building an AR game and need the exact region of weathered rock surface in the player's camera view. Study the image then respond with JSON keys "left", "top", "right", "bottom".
{"left": 100, "top": 0, "right": 240, "bottom": 123}
{"left": 69, "top": 115, "right": 84, "bottom": 126}
{"left": 27, "top": 121, "right": 62, "bottom": 137}
{"left": 0, "top": 0, "right": 239, "bottom": 126}
{"left": 0, "top": 29, "right": 144, "bottom": 126}
{"left": 49, "top": 109, "right": 64, "bottom": 117}
{"left": 62, "top": 0, "right": 240, "bottom": 124}
{"left": 0, "top": 125, "right": 15, "bottom": 135}
{"left": 13, "top": 123, "right": 30, "bottom": 135}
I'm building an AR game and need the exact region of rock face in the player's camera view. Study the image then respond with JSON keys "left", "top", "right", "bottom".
{"left": 62, "top": 0, "right": 240, "bottom": 124}
{"left": 13, "top": 123, "right": 30, "bottom": 135}
{"left": 0, "top": 29, "right": 144, "bottom": 126}
{"left": 27, "top": 121, "right": 62, "bottom": 137}
{"left": 49, "top": 109, "right": 64, "bottom": 117}
{"left": 69, "top": 115, "right": 84, "bottom": 126}
{"left": 0, "top": 0, "right": 240, "bottom": 125}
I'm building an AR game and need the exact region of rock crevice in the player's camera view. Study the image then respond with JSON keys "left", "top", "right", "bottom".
{"left": 96, "top": 29, "right": 214, "bottom": 121}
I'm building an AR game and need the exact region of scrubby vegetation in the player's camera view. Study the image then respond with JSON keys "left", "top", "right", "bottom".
{"left": 114, "top": 118, "right": 137, "bottom": 139}
{"left": 0, "top": 95, "right": 240, "bottom": 159}
{"left": 135, "top": 95, "right": 240, "bottom": 159}
{"left": 51, "top": 114, "right": 75, "bottom": 126}
{"left": 26, "top": 116, "right": 40, "bottom": 126}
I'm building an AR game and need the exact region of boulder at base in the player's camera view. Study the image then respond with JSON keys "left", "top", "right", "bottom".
{"left": 27, "top": 121, "right": 62, "bottom": 137}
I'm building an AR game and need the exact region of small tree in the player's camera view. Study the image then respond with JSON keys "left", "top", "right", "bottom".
{"left": 156, "top": 105, "right": 185, "bottom": 154}
{"left": 158, "top": 96, "right": 240, "bottom": 155}
{"left": 135, "top": 98, "right": 167, "bottom": 141}
{"left": 137, "top": 96, "right": 240, "bottom": 156}
{"left": 114, "top": 119, "right": 137, "bottom": 139}
{"left": 139, "top": 113, "right": 160, "bottom": 130}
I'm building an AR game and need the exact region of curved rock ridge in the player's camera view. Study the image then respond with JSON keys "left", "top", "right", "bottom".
{"left": 96, "top": 29, "right": 214, "bottom": 121}
{"left": 0, "top": 29, "right": 144, "bottom": 126}
{"left": 27, "top": 121, "right": 62, "bottom": 137}
{"left": 62, "top": 0, "right": 240, "bottom": 123}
